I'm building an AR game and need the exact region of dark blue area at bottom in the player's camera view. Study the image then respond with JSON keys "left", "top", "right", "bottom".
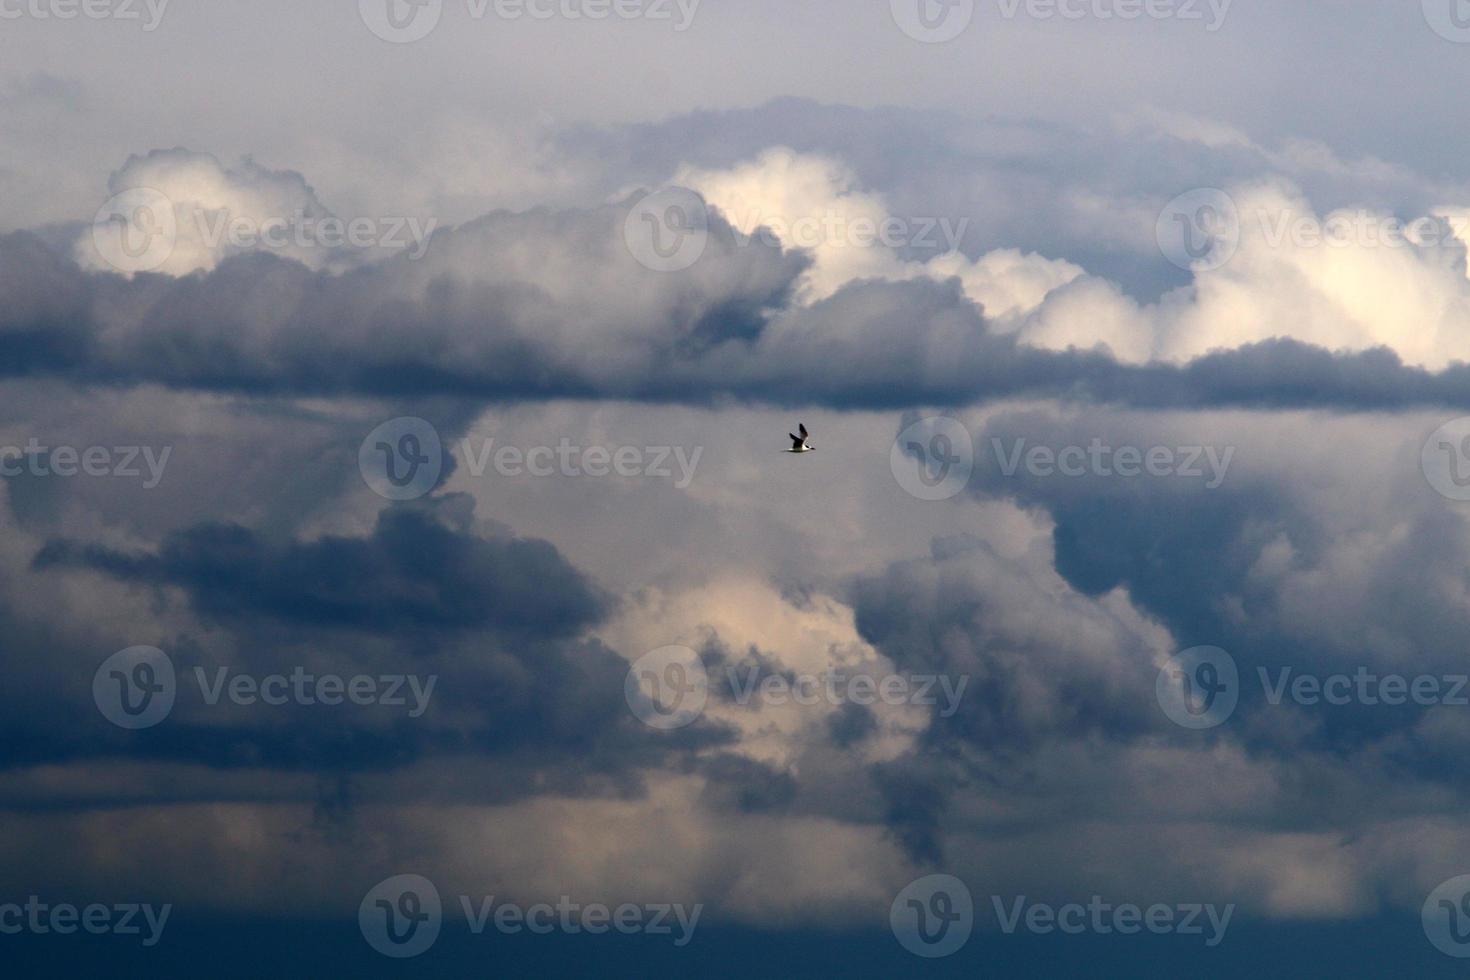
{"left": 1, "top": 914, "right": 1459, "bottom": 979}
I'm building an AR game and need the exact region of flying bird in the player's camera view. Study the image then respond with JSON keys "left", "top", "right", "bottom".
{"left": 787, "top": 424, "right": 815, "bottom": 454}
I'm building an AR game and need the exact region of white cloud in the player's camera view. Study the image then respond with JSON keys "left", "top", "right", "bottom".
{"left": 678, "top": 147, "right": 1083, "bottom": 320}
{"left": 75, "top": 149, "right": 339, "bottom": 277}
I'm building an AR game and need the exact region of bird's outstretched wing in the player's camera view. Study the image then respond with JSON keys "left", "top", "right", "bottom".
{"left": 799, "top": 424, "right": 809, "bottom": 439}
{"left": 789, "top": 434, "right": 803, "bottom": 449}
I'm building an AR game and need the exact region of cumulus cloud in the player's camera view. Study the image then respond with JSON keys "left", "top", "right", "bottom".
{"left": 75, "top": 149, "right": 342, "bottom": 277}
{"left": 679, "top": 146, "right": 1084, "bottom": 321}
{"left": 1030, "top": 180, "right": 1470, "bottom": 368}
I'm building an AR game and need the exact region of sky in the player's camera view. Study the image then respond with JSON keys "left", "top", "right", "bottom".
{"left": 7, "top": 0, "right": 1470, "bottom": 976}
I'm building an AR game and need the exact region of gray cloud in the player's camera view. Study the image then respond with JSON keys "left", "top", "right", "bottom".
{"left": 7, "top": 213, "right": 1470, "bottom": 413}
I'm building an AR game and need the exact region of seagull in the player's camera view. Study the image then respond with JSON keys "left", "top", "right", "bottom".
{"left": 786, "top": 424, "right": 815, "bottom": 454}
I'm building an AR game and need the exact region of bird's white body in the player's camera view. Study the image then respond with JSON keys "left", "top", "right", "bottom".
{"left": 787, "top": 424, "right": 815, "bottom": 453}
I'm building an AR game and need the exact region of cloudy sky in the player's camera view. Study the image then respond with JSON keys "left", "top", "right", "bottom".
{"left": 8, "top": 0, "right": 1470, "bottom": 975}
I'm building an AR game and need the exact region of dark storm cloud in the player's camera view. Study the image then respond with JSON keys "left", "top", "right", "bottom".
{"left": 965, "top": 413, "right": 1343, "bottom": 654}
{"left": 876, "top": 409, "right": 1470, "bottom": 767}
{"left": 6, "top": 204, "right": 1470, "bottom": 412}
{"left": 1084, "top": 341, "right": 1470, "bottom": 413}
{"left": 33, "top": 497, "right": 609, "bottom": 637}
{"left": 838, "top": 412, "right": 1470, "bottom": 865}
{"left": 0, "top": 195, "right": 809, "bottom": 397}
{"left": 6, "top": 492, "right": 735, "bottom": 802}
{"left": 869, "top": 755, "right": 953, "bottom": 867}
{"left": 0, "top": 231, "right": 96, "bottom": 371}
{"left": 851, "top": 534, "right": 1160, "bottom": 752}
{"left": 844, "top": 529, "right": 1174, "bottom": 864}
